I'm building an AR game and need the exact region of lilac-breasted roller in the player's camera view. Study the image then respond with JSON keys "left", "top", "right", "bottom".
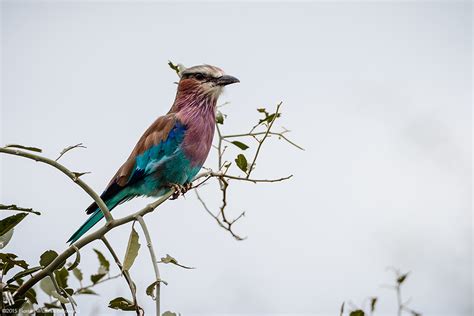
{"left": 67, "top": 65, "right": 239, "bottom": 244}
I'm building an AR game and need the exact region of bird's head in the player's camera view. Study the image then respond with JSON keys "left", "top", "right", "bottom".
{"left": 177, "top": 64, "right": 240, "bottom": 100}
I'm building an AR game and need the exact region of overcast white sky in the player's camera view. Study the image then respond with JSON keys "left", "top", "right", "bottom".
{"left": 1, "top": 1, "right": 472, "bottom": 315}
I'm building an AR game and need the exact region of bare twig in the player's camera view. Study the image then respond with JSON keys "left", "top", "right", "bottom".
{"left": 223, "top": 131, "right": 304, "bottom": 151}
{"left": 0, "top": 204, "right": 41, "bottom": 215}
{"left": 4, "top": 144, "right": 42, "bottom": 152}
{"left": 216, "top": 123, "right": 225, "bottom": 169}
{"left": 0, "top": 147, "right": 113, "bottom": 223}
{"left": 246, "top": 102, "right": 282, "bottom": 178}
{"left": 74, "top": 274, "right": 121, "bottom": 295}
{"left": 212, "top": 172, "right": 292, "bottom": 184}
{"left": 49, "top": 274, "right": 122, "bottom": 307}
{"left": 192, "top": 174, "right": 212, "bottom": 189}
{"left": 55, "top": 143, "right": 86, "bottom": 161}
{"left": 193, "top": 170, "right": 292, "bottom": 185}
{"left": 194, "top": 190, "right": 245, "bottom": 240}
{"left": 136, "top": 216, "right": 161, "bottom": 316}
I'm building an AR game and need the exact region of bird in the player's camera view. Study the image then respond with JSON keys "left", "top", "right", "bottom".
{"left": 67, "top": 65, "right": 239, "bottom": 244}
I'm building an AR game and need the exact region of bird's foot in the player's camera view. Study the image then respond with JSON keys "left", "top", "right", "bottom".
{"left": 169, "top": 182, "right": 192, "bottom": 200}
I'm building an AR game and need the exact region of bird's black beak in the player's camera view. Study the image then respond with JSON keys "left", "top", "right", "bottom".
{"left": 215, "top": 75, "right": 240, "bottom": 86}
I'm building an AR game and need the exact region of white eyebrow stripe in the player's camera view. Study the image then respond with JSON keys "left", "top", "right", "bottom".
{"left": 181, "top": 65, "right": 224, "bottom": 78}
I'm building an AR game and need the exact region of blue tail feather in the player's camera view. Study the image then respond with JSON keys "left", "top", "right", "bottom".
{"left": 67, "top": 193, "right": 128, "bottom": 244}
{"left": 67, "top": 209, "right": 104, "bottom": 244}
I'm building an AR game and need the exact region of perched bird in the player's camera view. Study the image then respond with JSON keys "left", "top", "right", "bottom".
{"left": 67, "top": 65, "right": 239, "bottom": 244}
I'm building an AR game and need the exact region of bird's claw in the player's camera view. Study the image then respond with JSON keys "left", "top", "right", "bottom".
{"left": 169, "top": 182, "right": 192, "bottom": 200}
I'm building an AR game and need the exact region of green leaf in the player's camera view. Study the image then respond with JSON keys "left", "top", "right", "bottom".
{"left": 259, "top": 112, "right": 281, "bottom": 124}
{"left": 231, "top": 141, "right": 249, "bottom": 150}
{"left": 122, "top": 226, "right": 141, "bottom": 272}
{"left": 160, "top": 254, "right": 176, "bottom": 264}
{"left": 4, "top": 144, "right": 42, "bottom": 152}
{"left": 350, "top": 310, "right": 365, "bottom": 316}
{"left": 160, "top": 254, "right": 195, "bottom": 269}
{"left": 43, "top": 302, "right": 62, "bottom": 309}
{"left": 167, "top": 61, "right": 181, "bottom": 76}
{"left": 39, "top": 250, "right": 58, "bottom": 268}
{"left": 370, "top": 297, "right": 377, "bottom": 312}
{"left": 8, "top": 297, "right": 26, "bottom": 310}
{"left": 90, "top": 273, "right": 106, "bottom": 284}
{"left": 146, "top": 282, "right": 157, "bottom": 299}
{"left": 63, "top": 288, "right": 77, "bottom": 307}
{"left": 20, "top": 301, "right": 34, "bottom": 313}
{"left": 51, "top": 290, "right": 68, "bottom": 304}
{"left": 54, "top": 267, "right": 69, "bottom": 288}
{"left": 72, "top": 267, "right": 83, "bottom": 282}
{"left": 77, "top": 288, "right": 98, "bottom": 295}
{"left": 16, "top": 277, "right": 24, "bottom": 286}
{"left": 0, "top": 204, "right": 41, "bottom": 215}
{"left": 93, "top": 249, "right": 110, "bottom": 273}
{"left": 216, "top": 111, "right": 224, "bottom": 124}
{"left": 39, "top": 277, "right": 55, "bottom": 296}
{"left": 397, "top": 272, "right": 409, "bottom": 285}
{"left": 162, "top": 312, "right": 178, "bottom": 316}
{"left": 146, "top": 279, "right": 168, "bottom": 300}
{"left": 0, "top": 253, "right": 28, "bottom": 274}
{"left": 257, "top": 108, "right": 268, "bottom": 114}
{"left": 0, "top": 227, "right": 14, "bottom": 249}
{"left": 25, "top": 287, "right": 38, "bottom": 304}
{"left": 235, "top": 154, "right": 248, "bottom": 173}
{"left": 36, "top": 308, "right": 55, "bottom": 315}
{"left": 64, "top": 288, "right": 74, "bottom": 296}
{"left": 108, "top": 297, "right": 136, "bottom": 311}
{"left": 6, "top": 284, "right": 38, "bottom": 305}
{"left": 7, "top": 266, "right": 42, "bottom": 283}
{"left": 0, "top": 213, "right": 28, "bottom": 237}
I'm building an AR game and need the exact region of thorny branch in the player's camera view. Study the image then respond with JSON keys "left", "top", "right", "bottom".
{"left": 0, "top": 101, "right": 301, "bottom": 312}
{"left": 0, "top": 147, "right": 113, "bottom": 223}
{"left": 194, "top": 101, "right": 300, "bottom": 240}
{"left": 222, "top": 130, "right": 304, "bottom": 151}
{"left": 11, "top": 186, "right": 175, "bottom": 300}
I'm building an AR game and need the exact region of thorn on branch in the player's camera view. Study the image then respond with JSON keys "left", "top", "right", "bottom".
{"left": 72, "top": 171, "right": 91, "bottom": 180}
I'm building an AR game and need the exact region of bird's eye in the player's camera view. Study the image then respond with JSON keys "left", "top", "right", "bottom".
{"left": 194, "top": 73, "right": 205, "bottom": 80}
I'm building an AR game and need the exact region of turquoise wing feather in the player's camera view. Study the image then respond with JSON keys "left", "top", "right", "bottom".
{"left": 67, "top": 115, "right": 187, "bottom": 244}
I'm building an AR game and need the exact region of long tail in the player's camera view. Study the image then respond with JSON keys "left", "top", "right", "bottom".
{"left": 67, "top": 192, "right": 128, "bottom": 244}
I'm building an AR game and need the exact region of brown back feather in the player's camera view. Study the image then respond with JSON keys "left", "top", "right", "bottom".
{"left": 110, "top": 113, "right": 178, "bottom": 187}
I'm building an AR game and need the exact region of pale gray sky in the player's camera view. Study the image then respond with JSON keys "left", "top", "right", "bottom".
{"left": 1, "top": 1, "right": 472, "bottom": 315}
